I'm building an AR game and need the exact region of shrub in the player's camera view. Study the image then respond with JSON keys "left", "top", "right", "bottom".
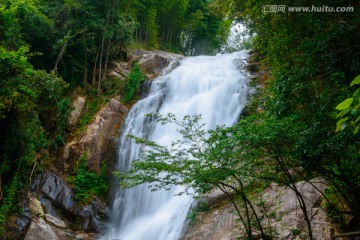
{"left": 122, "top": 63, "right": 146, "bottom": 103}
{"left": 72, "top": 154, "right": 109, "bottom": 204}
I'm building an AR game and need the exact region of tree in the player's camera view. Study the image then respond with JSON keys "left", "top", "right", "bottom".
{"left": 120, "top": 113, "right": 274, "bottom": 239}
{"left": 0, "top": 45, "right": 68, "bottom": 233}
{"left": 336, "top": 75, "right": 360, "bottom": 134}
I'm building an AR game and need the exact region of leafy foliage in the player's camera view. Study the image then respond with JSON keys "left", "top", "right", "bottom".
{"left": 70, "top": 154, "right": 109, "bottom": 204}
{"left": 122, "top": 62, "right": 146, "bottom": 103}
{"left": 336, "top": 75, "right": 360, "bottom": 134}
{"left": 0, "top": 0, "right": 233, "bottom": 233}
{"left": 216, "top": 0, "right": 360, "bottom": 235}
{"left": 120, "top": 113, "right": 276, "bottom": 239}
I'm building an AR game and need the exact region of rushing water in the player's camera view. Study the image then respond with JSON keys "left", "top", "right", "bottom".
{"left": 102, "top": 50, "right": 249, "bottom": 240}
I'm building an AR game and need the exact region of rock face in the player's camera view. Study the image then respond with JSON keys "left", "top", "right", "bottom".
{"left": 262, "top": 179, "right": 331, "bottom": 240}
{"left": 5, "top": 202, "right": 32, "bottom": 240}
{"left": 182, "top": 202, "right": 240, "bottom": 240}
{"left": 30, "top": 171, "right": 109, "bottom": 233}
{"left": 3, "top": 171, "right": 109, "bottom": 239}
{"left": 68, "top": 96, "right": 86, "bottom": 128}
{"left": 136, "top": 50, "right": 183, "bottom": 79}
{"left": 63, "top": 98, "right": 128, "bottom": 173}
{"left": 24, "top": 217, "right": 72, "bottom": 240}
{"left": 182, "top": 179, "right": 334, "bottom": 240}
{"left": 109, "top": 50, "right": 183, "bottom": 80}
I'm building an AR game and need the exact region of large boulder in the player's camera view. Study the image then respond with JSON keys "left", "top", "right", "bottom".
{"left": 4, "top": 202, "right": 32, "bottom": 240}
{"left": 262, "top": 178, "right": 331, "bottom": 239}
{"left": 30, "top": 171, "right": 110, "bottom": 233}
{"left": 24, "top": 217, "right": 73, "bottom": 240}
{"left": 182, "top": 179, "right": 335, "bottom": 240}
{"left": 79, "top": 98, "right": 127, "bottom": 172}
{"left": 135, "top": 50, "right": 183, "bottom": 79}
{"left": 32, "top": 172, "right": 75, "bottom": 215}
{"left": 109, "top": 50, "right": 183, "bottom": 81}
{"left": 62, "top": 98, "right": 127, "bottom": 174}
{"left": 68, "top": 96, "right": 86, "bottom": 128}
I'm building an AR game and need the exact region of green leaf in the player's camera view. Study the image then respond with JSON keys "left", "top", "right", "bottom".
{"left": 336, "top": 108, "right": 351, "bottom": 119}
{"left": 336, "top": 117, "right": 348, "bottom": 132}
{"left": 352, "top": 88, "right": 360, "bottom": 97}
{"left": 350, "top": 75, "right": 360, "bottom": 86}
{"left": 354, "top": 126, "right": 359, "bottom": 134}
{"left": 336, "top": 98, "right": 353, "bottom": 110}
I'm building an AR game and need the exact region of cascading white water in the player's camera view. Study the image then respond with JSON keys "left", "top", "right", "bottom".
{"left": 102, "top": 50, "right": 249, "bottom": 240}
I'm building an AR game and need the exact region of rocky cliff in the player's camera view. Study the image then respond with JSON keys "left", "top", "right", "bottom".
{"left": 181, "top": 179, "right": 335, "bottom": 240}
{"left": 5, "top": 50, "right": 182, "bottom": 240}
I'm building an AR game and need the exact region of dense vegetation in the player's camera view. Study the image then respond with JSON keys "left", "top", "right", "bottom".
{"left": 67, "top": 154, "right": 109, "bottom": 204}
{"left": 121, "top": 0, "right": 360, "bottom": 239}
{"left": 0, "top": 0, "right": 232, "bottom": 234}
{"left": 2, "top": 0, "right": 360, "bottom": 237}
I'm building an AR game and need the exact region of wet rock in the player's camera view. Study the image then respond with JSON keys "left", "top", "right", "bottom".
{"left": 75, "top": 197, "right": 109, "bottom": 233}
{"left": 245, "top": 62, "right": 260, "bottom": 75}
{"left": 68, "top": 96, "right": 86, "bottom": 128}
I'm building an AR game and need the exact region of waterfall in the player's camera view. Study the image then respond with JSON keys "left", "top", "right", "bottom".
{"left": 102, "top": 50, "right": 249, "bottom": 240}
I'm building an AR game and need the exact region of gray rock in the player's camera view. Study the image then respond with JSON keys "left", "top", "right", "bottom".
{"left": 4, "top": 202, "right": 32, "bottom": 240}
{"left": 40, "top": 196, "right": 61, "bottom": 219}
{"left": 75, "top": 197, "right": 109, "bottom": 233}
{"left": 262, "top": 178, "right": 329, "bottom": 239}
{"left": 62, "top": 140, "right": 81, "bottom": 172}
{"left": 33, "top": 172, "right": 75, "bottom": 214}
{"left": 182, "top": 179, "right": 334, "bottom": 240}
{"left": 79, "top": 98, "right": 127, "bottom": 173}
{"left": 45, "top": 214, "right": 67, "bottom": 229}
{"left": 24, "top": 217, "right": 71, "bottom": 240}
{"left": 31, "top": 171, "right": 109, "bottom": 233}
{"left": 137, "top": 50, "right": 183, "bottom": 79}
{"left": 68, "top": 96, "right": 86, "bottom": 128}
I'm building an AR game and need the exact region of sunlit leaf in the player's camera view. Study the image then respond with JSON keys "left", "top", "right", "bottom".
{"left": 335, "top": 98, "right": 353, "bottom": 110}
{"left": 354, "top": 126, "right": 359, "bottom": 134}
{"left": 336, "top": 117, "right": 348, "bottom": 132}
{"left": 350, "top": 75, "right": 360, "bottom": 86}
{"left": 336, "top": 109, "right": 350, "bottom": 119}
